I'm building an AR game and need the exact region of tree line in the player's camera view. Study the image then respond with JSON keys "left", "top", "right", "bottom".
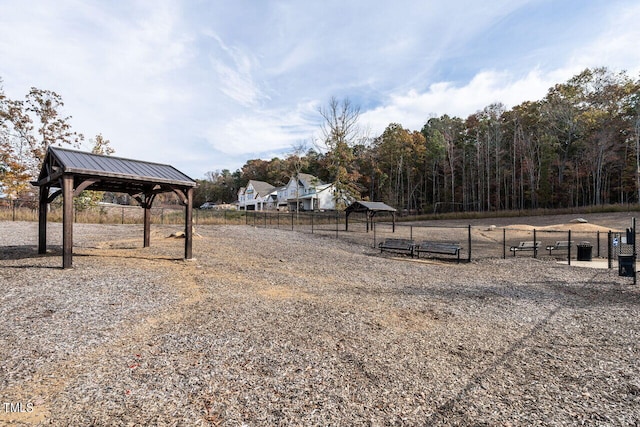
{"left": 4, "top": 68, "right": 640, "bottom": 213}
{"left": 201, "top": 67, "right": 640, "bottom": 212}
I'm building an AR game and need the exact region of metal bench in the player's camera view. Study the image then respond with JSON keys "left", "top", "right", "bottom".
{"left": 509, "top": 241, "right": 541, "bottom": 256}
{"left": 545, "top": 240, "right": 574, "bottom": 255}
{"left": 378, "top": 238, "right": 415, "bottom": 257}
{"left": 415, "top": 241, "right": 462, "bottom": 262}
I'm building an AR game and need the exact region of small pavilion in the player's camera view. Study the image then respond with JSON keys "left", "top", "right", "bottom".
{"left": 33, "top": 146, "right": 197, "bottom": 268}
{"left": 345, "top": 201, "right": 397, "bottom": 232}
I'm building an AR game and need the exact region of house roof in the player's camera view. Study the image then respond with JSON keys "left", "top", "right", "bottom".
{"left": 36, "top": 146, "right": 196, "bottom": 189}
{"left": 297, "top": 173, "right": 324, "bottom": 187}
{"left": 247, "top": 180, "right": 275, "bottom": 196}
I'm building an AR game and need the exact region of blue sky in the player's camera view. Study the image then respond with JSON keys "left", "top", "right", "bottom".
{"left": 1, "top": 0, "right": 639, "bottom": 179}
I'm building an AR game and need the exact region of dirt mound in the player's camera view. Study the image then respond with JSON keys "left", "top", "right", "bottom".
{"left": 505, "top": 223, "right": 615, "bottom": 232}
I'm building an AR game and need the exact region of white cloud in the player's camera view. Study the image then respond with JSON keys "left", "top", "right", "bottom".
{"left": 2, "top": 0, "right": 639, "bottom": 178}
{"left": 360, "top": 69, "right": 555, "bottom": 133}
{"left": 204, "top": 101, "right": 320, "bottom": 156}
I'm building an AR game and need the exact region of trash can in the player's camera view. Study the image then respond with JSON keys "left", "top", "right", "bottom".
{"left": 576, "top": 242, "right": 592, "bottom": 261}
{"left": 618, "top": 254, "right": 635, "bottom": 277}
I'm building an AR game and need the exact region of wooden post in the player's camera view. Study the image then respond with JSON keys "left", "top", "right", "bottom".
{"left": 633, "top": 217, "right": 636, "bottom": 285}
{"left": 143, "top": 194, "right": 151, "bottom": 248}
{"left": 568, "top": 230, "right": 571, "bottom": 266}
{"left": 62, "top": 175, "right": 74, "bottom": 269}
{"left": 468, "top": 224, "right": 472, "bottom": 262}
{"left": 503, "top": 228, "right": 506, "bottom": 259}
{"left": 185, "top": 187, "right": 193, "bottom": 260}
{"left": 38, "top": 185, "right": 48, "bottom": 254}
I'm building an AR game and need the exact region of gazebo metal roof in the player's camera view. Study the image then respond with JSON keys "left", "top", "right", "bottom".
{"left": 33, "top": 146, "right": 197, "bottom": 268}
{"left": 36, "top": 146, "right": 196, "bottom": 193}
{"left": 344, "top": 201, "right": 397, "bottom": 232}
{"left": 345, "top": 201, "right": 397, "bottom": 213}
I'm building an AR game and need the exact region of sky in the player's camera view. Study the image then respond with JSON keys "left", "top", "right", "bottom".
{"left": 1, "top": 0, "right": 640, "bottom": 180}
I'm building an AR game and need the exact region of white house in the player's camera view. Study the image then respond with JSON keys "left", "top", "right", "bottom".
{"left": 237, "top": 174, "right": 352, "bottom": 211}
{"left": 237, "top": 180, "right": 275, "bottom": 211}
{"left": 282, "top": 173, "right": 343, "bottom": 211}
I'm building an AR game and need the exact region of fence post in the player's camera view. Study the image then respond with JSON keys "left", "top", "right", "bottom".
{"left": 568, "top": 230, "right": 571, "bottom": 266}
{"left": 608, "top": 230, "right": 612, "bottom": 269}
{"left": 503, "top": 228, "right": 506, "bottom": 259}
{"left": 311, "top": 211, "right": 314, "bottom": 234}
{"left": 468, "top": 224, "right": 472, "bottom": 262}
{"left": 597, "top": 230, "right": 600, "bottom": 257}
{"left": 633, "top": 217, "right": 637, "bottom": 285}
{"left": 291, "top": 211, "right": 294, "bottom": 231}
{"left": 533, "top": 229, "right": 537, "bottom": 258}
{"left": 12, "top": 199, "right": 16, "bottom": 221}
{"left": 373, "top": 216, "right": 377, "bottom": 248}
{"left": 122, "top": 207, "right": 125, "bottom": 224}
{"left": 410, "top": 225, "right": 413, "bottom": 240}
{"left": 335, "top": 211, "right": 338, "bottom": 238}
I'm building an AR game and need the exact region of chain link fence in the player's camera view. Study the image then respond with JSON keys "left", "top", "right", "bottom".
{"left": 1, "top": 200, "right": 632, "bottom": 266}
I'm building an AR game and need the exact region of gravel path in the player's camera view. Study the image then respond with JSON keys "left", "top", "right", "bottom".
{"left": 1, "top": 221, "right": 639, "bottom": 426}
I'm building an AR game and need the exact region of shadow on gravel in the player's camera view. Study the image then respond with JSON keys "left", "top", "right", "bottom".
{"left": 0, "top": 245, "right": 49, "bottom": 261}
{"left": 0, "top": 245, "right": 62, "bottom": 269}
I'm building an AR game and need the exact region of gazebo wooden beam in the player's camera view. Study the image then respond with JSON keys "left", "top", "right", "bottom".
{"left": 62, "top": 175, "right": 74, "bottom": 269}
{"left": 143, "top": 193, "right": 156, "bottom": 248}
{"left": 185, "top": 187, "right": 193, "bottom": 259}
{"left": 72, "top": 178, "right": 99, "bottom": 196}
{"left": 38, "top": 185, "right": 49, "bottom": 254}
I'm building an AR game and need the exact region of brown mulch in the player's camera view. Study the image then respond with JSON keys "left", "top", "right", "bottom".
{"left": 1, "top": 221, "right": 639, "bottom": 426}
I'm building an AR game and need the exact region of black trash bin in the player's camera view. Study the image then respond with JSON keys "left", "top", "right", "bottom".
{"left": 618, "top": 254, "right": 635, "bottom": 277}
{"left": 576, "top": 242, "right": 592, "bottom": 261}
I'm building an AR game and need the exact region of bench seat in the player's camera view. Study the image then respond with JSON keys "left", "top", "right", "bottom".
{"left": 509, "top": 241, "right": 541, "bottom": 256}
{"left": 545, "top": 240, "right": 574, "bottom": 255}
{"left": 379, "top": 239, "right": 415, "bottom": 256}
{"left": 415, "top": 241, "right": 462, "bottom": 261}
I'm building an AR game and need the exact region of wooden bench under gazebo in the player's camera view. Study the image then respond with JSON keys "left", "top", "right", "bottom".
{"left": 33, "top": 146, "right": 197, "bottom": 269}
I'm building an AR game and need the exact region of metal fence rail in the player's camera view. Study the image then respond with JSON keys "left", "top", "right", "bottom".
{"left": 1, "top": 202, "right": 631, "bottom": 266}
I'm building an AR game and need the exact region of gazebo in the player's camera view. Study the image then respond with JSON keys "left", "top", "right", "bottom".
{"left": 345, "top": 201, "right": 397, "bottom": 232}
{"left": 33, "top": 146, "right": 197, "bottom": 268}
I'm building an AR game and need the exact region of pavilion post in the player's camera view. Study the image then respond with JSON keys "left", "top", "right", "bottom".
{"left": 143, "top": 194, "right": 152, "bottom": 248}
{"left": 62, "top": 175, "right": 74, "bottom": 269}
{"left": 185, "top": 187, "right": 193, "bottom": 259}
{"left": 38, "top": 185, "right": 48, "bottom": 254}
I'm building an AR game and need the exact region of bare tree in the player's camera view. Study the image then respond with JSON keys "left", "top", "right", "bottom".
{"left": 317, "top": 96, "right": 363, "bottom": 207}
{"left": 289, "top": 140, "right": 308, "bottom": 219}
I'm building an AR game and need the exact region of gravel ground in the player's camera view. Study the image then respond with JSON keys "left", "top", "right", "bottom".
{"left": 1, "top": 220, "right": 639, "bottom": 426}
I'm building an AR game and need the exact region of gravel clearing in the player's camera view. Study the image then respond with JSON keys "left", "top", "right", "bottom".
{"left": 1, "top": 220, "right": 639, "bottom": 426}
